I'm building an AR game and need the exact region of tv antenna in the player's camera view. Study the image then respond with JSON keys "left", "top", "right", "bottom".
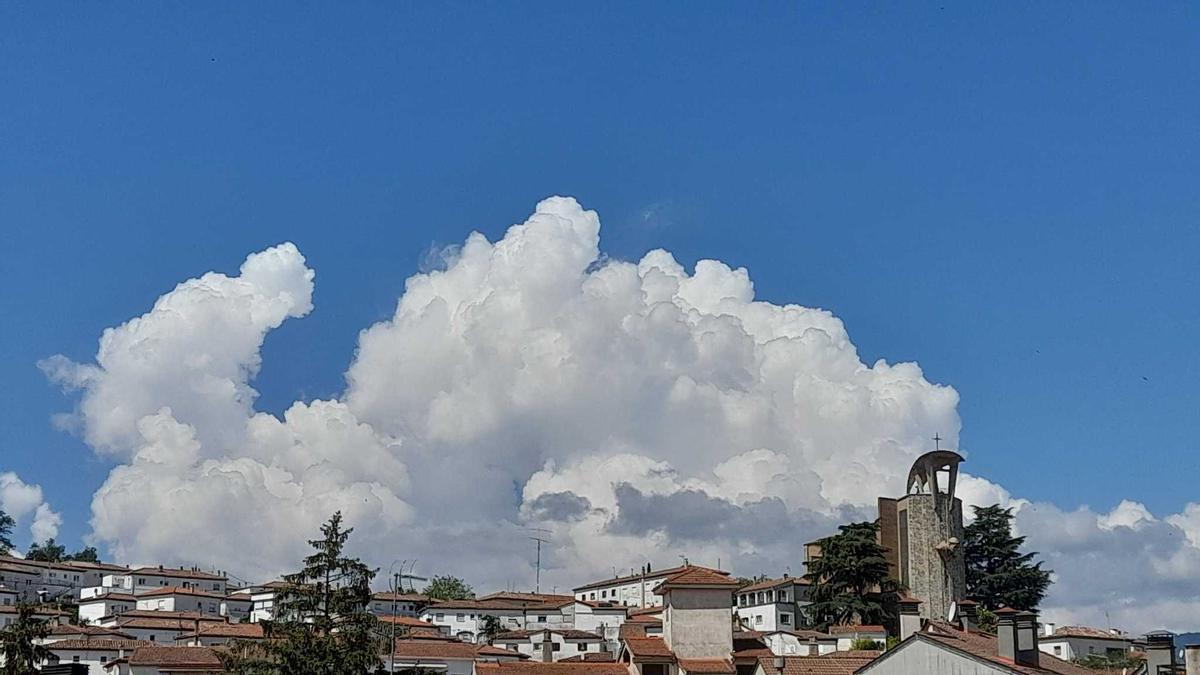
{"left": 527, "top": 528, "right": 552, "bottom": 594}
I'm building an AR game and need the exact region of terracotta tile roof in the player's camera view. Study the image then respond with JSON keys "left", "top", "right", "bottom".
{"left": 46, "top": 624, "right": 134, "bottom": 638}
{"left": 377, "top": 615, "right": 438, "bottom": 627}
{"left": 46, "top": 638, "right": 150, "bottom": 651}
{"left": 679, "top": 658, "right": 736, "bottom": 674}
{"left": 827, "top": 625, "right": 886, "bottom": 635}
{"left": 373, "top": 591, "right": 431, "bottom": 603}
{"left": 623, "top": 637, "right": 676, "bottom": 661}
{"left": 1048, "top": 626, "right": 1130, "bottom": 641}
{"left": 574, "top": 564, "right": 730, "bottom": 592}
{"left": 762, "top": 652, "right": 881, "bottom": 675}
{"left": 629, "top": 607, "right": 663, "bottom": 617}
{"left": 426, "top": 598, "right": 532, "bottom": 611}
{"left": 480, "top": 592, "right": 577, "bottom": 605}
{"left": 115, "top": 609, "right": 226, "bottom": 621}
{"left": 914, "top": 622, "right": 1103, "bottom": 675}
{"left": 574, "top": 599, "right": 627, "bottom": 611}
{"left": 732, "top": 632, "right": 772, "bottom": 661}
{"left": 738, "top": 577, "right": 810, "bottom": 593}
{"left": 653, "top": 566, "right": 738, "bottom": 593}
{"left": 476, "top": 662, "right": 632, "bottom": 675}
{"left": 390, "top": 638, "right": 482, "bottom": 660}
{"left": 176, "top": 622, "right": 265, "bottom": 640}
{"left": 477, "top": 644, "right": 528, "bottom": 659}
{"left": 129, "top": 567, "right": 227, "bottom": 581}
{"left": 127, "top": 645, "right": 224, "bottom": 667}
{"left": 115, "top": 615, "right": 228, "bottom": 631}
{"left": 619, "top": 623, "right": 647, "bottom": 639}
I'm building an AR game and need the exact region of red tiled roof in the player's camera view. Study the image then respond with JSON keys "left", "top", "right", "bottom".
{"left": 913, "top": 622, "right": 1103, "bottom": 675}
{"left": 127, "top": 645, "right": 223, "bottom": 667}
{"left": 480, "top": 592, "right": 577, "bottom": 605}
{"left": 559, "top": 653, "right": 617, "bottom": 663}
{"left": 81, "top": 593, "right": 138, "bottom": 603}
{"left": 763, "top": 652, "right": 880, "bottom": 675}
{"left": 390, "top": 638, "right": 481, "bottom": 660}
{"left": 46, "top": 624, "right": 134, "bottom": 639}
{"left": 176, "top": 623, "right": 264, "bottom": 640}
{"left": 377, "top": 615, "right": 438, "bottom": 627}
{"left": 426, "top": 599, "right": 533, "bottom": 611}
{"left": 574, "top": 564, "right": 730, "bottom": 592}
{"left": 1048, "top": 626, "right": 1130, "bottom": 641}
{"left": 629, "top": 607, "right": 663, "bottom": 617}
{"left": 495, "top": 629, "right": 604, "bottom": 641}
{"left": 623, "top": 637, "right": 675, "bottom": 661}
{"left": 46, "top": 638, "right": 150, "bottom": 651}
{"left": 654, "top": 566, "right": 738, "bottom": 593}
{"left": 626, "top": 614, "right": 663, "bottom": 625}
{"left": 679, "top": 659, "right": 736, "bottom": 674}
{"left": 129, "top": 567, "right": 226, "bottom": 581}
{"left": 477, "top": 645, "right": 528, "bottom": 659}
{"left": 477, "top": 662, "right": 631, "bottom": 675}
{"left": 373, "top": 591, "right": 431, "bottom": 603}
{"left": 619, "top": 623, "right": 647, "bottom": 639}
{"left": 827, "top": 625, "right": 886, "bottom": 635}
{"left": 115, "top": 609, "right": 226, "bottom": 621}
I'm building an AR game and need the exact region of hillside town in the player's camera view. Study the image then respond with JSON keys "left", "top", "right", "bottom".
{"left": 0, "top": 451, "right": 1194, "bottom": 674}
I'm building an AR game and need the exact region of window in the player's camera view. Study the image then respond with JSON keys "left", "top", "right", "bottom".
{"left": 213, "top": 583, "right": 220, "bottom": 591}
{"left": 436, "top": 613, "right": 445, "bottom": 621}
{"left": 73, "top": 656, "right": 80, "bottom": 663}
{"left": 457, "top": 614, "right": 465, "bottom": 621}
{"left": 780, "top": 613, "right": 791, "bottom": 625}
{"left": 579, "top": 643, "right": 589, "bottom": 651}
{"left": 538, "top": 616, "right": 547, "bottom": 622}
{"left": 1053, "top": 646, "right": 1062, "bottom": 656}
{"left": 552, "top": 644, "right": 561, "bottom": 652}
{"left": 755, "top": 615, "right": 762, "bottom": 625}
{"left": 150, "top": 635, "right": 156, "bottom": 642}
{"left": 779, "top": 591, "right": 787, "bottom": 602}
{"left": 590, "top": 593, "right": 596, "bottom": 600}
{"left": 101, "top": 657, "right": 108, "bottom": 663}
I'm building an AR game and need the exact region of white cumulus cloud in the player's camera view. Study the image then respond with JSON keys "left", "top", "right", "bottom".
{"left": 0, "top": 472, "right": 62, "bottom": 542}
{"left": 42, "top": 196, "right": 1200, "bottom": 632}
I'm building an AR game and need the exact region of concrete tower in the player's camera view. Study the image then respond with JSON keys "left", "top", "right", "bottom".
{"left": 878, "top": 449, "right": 967, "bottom": 621}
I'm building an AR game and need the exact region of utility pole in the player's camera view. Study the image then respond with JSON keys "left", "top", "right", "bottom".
{"left": 527, "top": 528, "right": 551, "bottom": 594}
{"left": 390, "top": 570, "right": 400, "bottom": 674}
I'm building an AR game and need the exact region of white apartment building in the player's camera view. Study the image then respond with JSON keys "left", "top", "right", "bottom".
{"left": 45, "top": 638, "right": 146, "bottom": 671}
{"left": 421, "top": 600, "right": 530, "bottom": 642}
{"left": 574, "top": 564, "right": 729, "bottom": 608}
{"left": 231, "top": 581, "right": 291, "bottom": 622}
{"left": 1037, "top": 624, "right": 1133, "bottom": 662}
{"left": 0, "top": 563, "right": 42, "bottom": 600}
{"left": 759, "top": 629, "right": 836, "bottom": 656}
{"left": 492, "top": 628, "right": 607, "bottom": 662}
{"left": 104, "top": 566, "right": 228, "bottom": 595}
{"left": 79, "top": 592, "right": 138, "bottom": 624}
{"left": 134, "top": 587, "right": 250, "bottom": 622}
{"left": 734, "top": 576, "right": 810, "bottom": 632}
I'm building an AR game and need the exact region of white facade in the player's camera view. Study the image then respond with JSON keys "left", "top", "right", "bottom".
{"left": 734, "top": 579, "right": 808, "bottom": 632}
{"left": 493, "top": 630, "right": 606, "bottom": 662}
{"left": 1038, "top": 635, "right": 1131, "bottom": 662}
{"left": 0, "top": 587, "right": 17, "bottom": 606}
{"left": 46, "top": 641, "right": 143, "bottom": 671}
{"left": 857, "top": 636, "right": 1008, "bottom": 675}
{"left": 575, "top": 568, "right": 689, "bottom": 608}
{"left": 108, "top": 568, "right": 228, "bottom": 595}
{"left": 761, "top": 631, "right": 836, "bottom": 656}
{"left": 135, "top": 589, "right": 243, "bottom": 619}
{"left": 79, "top": 594, "right": 137, "bottom": 624}
{"left": 370, "top": 592, "right": 429, "bottom": 618}
{"left": 572, "top": 602, "right": 629, "bottom": 643}
{"left": 421, "top": 603, "right": 528, "bottom": 643}
{"left": 0, "top": 565, "right": 42, "bottom": 600}
{"left": 833, "top": 628, "right": 888, "bottom": 651}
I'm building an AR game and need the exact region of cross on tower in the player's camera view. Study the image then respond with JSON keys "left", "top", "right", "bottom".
{"left": 933, "top": 433, "right": 942, "bottom": 451}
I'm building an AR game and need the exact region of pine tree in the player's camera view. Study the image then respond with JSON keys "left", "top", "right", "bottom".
{"left": 222, "top": 512, "right": 383, "bottom": 674}
{"left": 0, "top": 511, "right": 13, "bottom": 556}
{"left": 803, "top": 521, "right": 898, "bottom": 630}
{"left": 964, "top": 504, "right": 1052, "bottom": 611}
{"left": 0, "top": 603, "right": 52, "bottom": 675}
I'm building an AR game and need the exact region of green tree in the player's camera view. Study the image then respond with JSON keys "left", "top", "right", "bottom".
{"left": 0, "top": 603, "right": 53, "bottom": 675}
{"left": 0, "top": 511, "right": 13, "bottom": 556}
{"left": 735, "top": 575, "right": 768, "bottom": 588}
{"left": 803, "top": 521, "right": 898, "bottom": 630}
{"left": 221, "top": 512, "right": 383, "bottom": 674}
{"left": 66, "top": 546, "right": 100, "bottom": 563}
{"left": 25, "top": 538, "right": 66, "bottom": 562}
{"left": 964, "top": 505, "right": 1052, "bottom": 611}
{"left": 850, "top": 638, "right": 884, "bottom": 651}
{"left": 422, "top": 575, "right": 474, "bottom": 601}
{"left": 480, "top": 615, "right": 503, "bottom": 642}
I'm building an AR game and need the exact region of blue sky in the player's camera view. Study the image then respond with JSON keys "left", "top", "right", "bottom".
{"left": 2, "top": 0, "right": 1198, "bottom": 565}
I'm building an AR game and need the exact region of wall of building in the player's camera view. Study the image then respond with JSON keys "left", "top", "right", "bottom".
{"left": 663, "top": 589, "right": 733, "bottom": 660}
{"left": 79, "top": 599, "right": 135, "bottom": 624}
{"left": 895, "top": 494, "right": 966, "bottom": 621}
{"left": 1038, "top": 637, "right": 1130, "bottom": 662}
{"left": 762, "top": 633, "right": 834, "bottom": 656}
{"left": 47, "top": 647, "right": 126, "bottom": 671}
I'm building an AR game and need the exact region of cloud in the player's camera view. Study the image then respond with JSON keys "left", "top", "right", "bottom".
{"left": 42, "top": 196, "right": 1200, "bottom": 631}
{"left": 0, "top": 472, "right": 61, "bottom": 542}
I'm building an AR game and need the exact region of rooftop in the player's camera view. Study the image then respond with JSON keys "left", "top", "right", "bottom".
{"left": 46, "top": 638, "right": 150, "bottom": 651}
{"left": 477, "top": 662, "right": 631, "bottom": 675}
{"left": 678, "top": 658, "right": 736, "bottom": 674}
{"left": 126, "top": 645, "right": 224, "bottom": 667}
{"left": 738, "top": 577, "right": 810, "bottom": 593}
{"left": 129, "top": 566, "right": 227, "bottom": 581}
{"left": 653, "top": 566, "right": 738, "bottom": 594}
{"left": 898, "top": 622, "right": 1104, "bottom": 675}
{"left": 574, "top": 564, "right": 729, "bottom": 592}
{"left": 623, "top": 636, "right": 676, "bottom": 662}
{"left": 765, "top": 652, "right": 881, "bottom": 675}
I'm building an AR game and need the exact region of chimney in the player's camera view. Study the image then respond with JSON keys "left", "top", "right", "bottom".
{"left": 996, "top": 609, "right": 1039, "bottom": 668}
{"left": 898, "top": 596, "right": 923, "bottom": 641}
{"left": 1185, "top": 645, "right": 1200, "bottom": 675}
{"left": 1145, "top": 631, "right": 1177, "bottom": 674}
{"left": 1042, "top": 622, "right": 1056, "bottom": 638}
{"left": 956, "top": 600, "right": 979, "bottom": 633}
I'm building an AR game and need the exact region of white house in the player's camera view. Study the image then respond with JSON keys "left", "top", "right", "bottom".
{"left": 101, "top": 611, "right": 228, "bottom": 643}
{"left": 0, "top": 586, "right": 18, "bottom": 607}
{"left": 370, "top": 591, "right": 431, "bottom": 618}
{"left": 383, "top": 635, "right": 525, "bottom": 675}
{"left": 79, "top": 592, "right": 138, "bottom": 624}
{"left": 734, "top": 577, "right": 809, "bottom": 632}
{"left": 493, "top": 629, "right": 607, "bottom": 662}
{"left": 575, "top": 564, "right": 729, "bottom": 609}
{"left": 1036, "top": 624, "right": 1133, "bottom": 662}
{"left": 230, "top": 581, "right": 292, "bottom": 622}
{"left": 0, "top": 604, "right": 66, "bottom": 629}
{"left": 571, "top": 601, "right": 629, "bottom": 644}
{"left": 829, "top": 625, "right": 888, "bottom": 651}
{"left": 0, "top": 562, "right": 42, "bottom": 600}
{"left": 421, "top": 599, "right": 531, "bottom": 643}
{"left": 759, "top": 629, "right": 836, "bottom": 656}
{"left": 45, "top": 638, "right": 147, "bottom": 671}
{"left": 133, "top": 586, "right": 250, "bottom": 621}
{"left": 104, "top": 566, "right": 227, "bottom": 595}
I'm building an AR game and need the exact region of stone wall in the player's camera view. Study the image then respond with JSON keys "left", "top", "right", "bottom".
{"left": 896, "top": 494, "right": 965, "bottom": 621}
